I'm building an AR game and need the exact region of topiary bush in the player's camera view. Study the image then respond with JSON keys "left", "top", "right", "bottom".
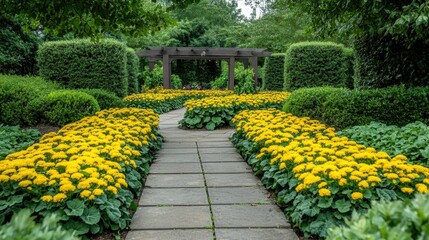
{"left": 0, "top": 75, "right": 61, "bottom": 126}
{"left": 262, "top": 53, "right": 286, "bottom": 91}
{"left": 327, "top": 194, "right": 429, "bottom": 240}
{"left": 343, "top": 48, "right": 355, "bottom": 89}
{"left": 28, "top": 90, "right": 100, "bottom": 126}
{"left": 38, "top": 39, "right": 128, "bottom": 97}
{"left": 78, "top": 88, "right": 124, "bottom": 110}
{"left": 282, "top": 87, "right": 347, "bottom": 121}
{"left": 284, "top": 42, "right": 349, "bottom": 91}
{"left": 354, "top": 34, "right": 429, "bottom": 89}
{"left": 0, "top": 209, "right": 79, "bottom": 240}
{"left": 126, "top": 48, "right": 139, "bottom": 94}
{"left": 283, "top": 86, "right": 429, "bottom": 130}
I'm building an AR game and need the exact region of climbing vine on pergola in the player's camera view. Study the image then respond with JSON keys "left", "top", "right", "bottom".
{"left": 136, "top": 47, "right": 271, "bottom": 90}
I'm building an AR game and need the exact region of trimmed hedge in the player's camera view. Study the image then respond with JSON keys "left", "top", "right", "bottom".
{"left": 0, "top": 75, "right": 60, "bottom": 126}
{"left": 284, "top": 42, "right": 348, "bottom": 91}
{"left": 38, "top": 39, "right": 129, "bottom": 97}
{"left": 126, "top": 48, "right": 139, "bottom": 94}
{"left": 343, "top": 48, "right": 355, "bottom": 89}
{"left": 28, "top": 90, "right": 100, "bottom": 126}
{"left": 354, "top": 34, "right": 429, "bottom": 89}
{"left": 78, "top": 88, "right": 124, "bottom": 110}
{"left": 283, "top": 86, "right": 429, "bottom": 129}
{"left": 262, "top": 53, "right": 286, "bottom": 90}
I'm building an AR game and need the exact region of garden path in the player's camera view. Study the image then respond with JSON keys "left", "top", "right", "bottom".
{"left": 127, "top": 108, "right": 298, "bottom": 240}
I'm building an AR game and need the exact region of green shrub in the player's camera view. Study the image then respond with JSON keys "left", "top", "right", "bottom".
{"left": 282, "top": 87, "right": 347, "bottom": 121}
{"left": 78, "top": 88, "right": 124, "bottom": 110}
{"left": 0, "top": 15, "right": 40, "bottom": 75}
{"left": 338, "top": 121, "right": 429, "bottom": 166}
{"left": 283, "top": 86, "right": 429, "bottom": 130}
{"left": 234, "top": 66, "right": 255, "bottom": 94}
{"left": 323, "top": 86, "right": 429, "bottom": 129}
{"left": 126, "top": 48, "right": 139, "bottom": 94}
{"left": 38, "top": 39, "right": 128, "bottom": 97}
{"left": 284, "top": 42, "right": 348, "bottom": 91}
{"left": 29, "top": 90, "right": 100, "bottom": 126}
{"left": 0, "top": 75, "right": 61, "bottom": 126}
{"left": 0, "top": 125, "right": 40, "bottom": 160}
{"left": 354, "top": 34, "right": 429, "bottom": 89}
{"left": 262, "top": 53, "right": 286, "bottom": 90}
{"left": 343, "top": 48, "right": 355, "bottom": 89}
{"left": 0, "top": 209, "right": 79, "bottom": 240}
{"left": 327, "top": 194, "right": 429, "bottom": 240}
{"left": 140, "top": 64, "right": 182, "bottom": 89}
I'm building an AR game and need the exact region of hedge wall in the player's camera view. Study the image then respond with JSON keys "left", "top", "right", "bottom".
{"left": 38, "top": 39, "right": 128, "bottom": 97}
{"left": 283, "top": 86, "right": 429, "bottom": 129}
{"left": 262, "top": 53, "right": 286, "bottom": 90}
{"left": 284, "top": 42, "right": 348, "bottom": 91}
{"left": 354, "top": 34, "right": 429, "bottom": 89}
{"left": 343, "top": 48, "right": 355, "bottom": 89}
{"left": 126, "top": 48, "right": 139, "bottom": 94}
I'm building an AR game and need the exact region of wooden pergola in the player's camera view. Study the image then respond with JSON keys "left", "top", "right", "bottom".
{"left": 136, "top": 47, "right": 272, "bottom": 90}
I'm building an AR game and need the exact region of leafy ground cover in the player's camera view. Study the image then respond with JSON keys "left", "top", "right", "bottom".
{"left": 0, "top": 125, "right": 40, "bottom": 160}
{"left": 338, "top": 121, "right": 429, "bottom": 166}
{"left": 231, "top": 109, "right": 429, "bottom": 238}
{"left": 123, "top": 89, "right": 233, "bottom": 114}
{"left": 0, "top": 108, "right": 162, "bottom": 236}
{"left": 180, "top": 91, "right": 291, "bottom": 130}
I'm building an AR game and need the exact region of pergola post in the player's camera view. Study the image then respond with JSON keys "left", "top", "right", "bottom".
{"left": 148, "top": 60, "right": 156, "bottom": 71}
{"left": 252, "top": 56, "right": 258, "bottom": 87}
{"left": 228, "top": 57, "right": 235, "bottom": 90}
{"left": 163, "top": 52, "right": 171, "bottom": 88}
{"left": 242, "top": 58, "right": 249, "bottom": 69}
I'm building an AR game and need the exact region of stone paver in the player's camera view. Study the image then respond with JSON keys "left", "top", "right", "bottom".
{"left": 127, "top": 108, "right": 297, "bottom": 240}
{"left": 208, "top": 187, "right": 273, "bottom": 205}
{"left": 212, "top": 205, "right": 290, "bottom": 228}
{"left": 127, "top": 230, "right": 213, "bottom": 240}
{"left": 130, "top": 206, "right": 212, "bottom": 229}
{"left": 139, "top": 188, "right": 208, "bottom": 206}
{"left": 145, "top": 174, "right": 204, "bottom": 188}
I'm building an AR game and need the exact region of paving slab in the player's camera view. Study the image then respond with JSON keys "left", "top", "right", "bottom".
{"left": 150, "top": 163, "right": 202, "bottom": 174}
{"left": 212, "top": 205, "right": 290, "bottom": 228}
{"left": 161, "top": 142, "right": 197, "bottom": 149}
{"left": 208, "top": 187, "right": 273, "bottom": 205}
{"left": 154, "top": 153, "right": 199, "bottom": 162}
{"left": 139, "top": 188, "right": 208, "bottom": 206}
{"left": 127, "top": 230, "right": 213, "bottom": 240}
{"left": 203, "top": 162, "right": 252, "bottom": 174}
{"left": 216, "top": 228, "right": 298, "bottom": 240}
{"left": 199, "top": 153, "right": 244, "bottom": 162}
{"left": 145, "top": 174, "right": 205, "bottom": 188}
{"left": 197, "top": 141, "right": 234, "bottom": 148}
{"left": 198, "top": 148, "right": 237, "bottom": 154}
{"left": 205, "top": 173, "right": 263, "bottom": 187}
{"left": 130, "top": 206, "right": 212, "bottom": 229}
{"left": 159, "top": 148, "right": 198, "bottom": 154}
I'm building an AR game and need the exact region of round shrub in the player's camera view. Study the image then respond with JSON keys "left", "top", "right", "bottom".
{"left": 29, "top": 90, "right": 100, "bottom": 126}
{"left": 284, "top": 41, "right": 348, "bottom": 91}
{"left": 78, "top": 88, "right": 124, "bottom": 110}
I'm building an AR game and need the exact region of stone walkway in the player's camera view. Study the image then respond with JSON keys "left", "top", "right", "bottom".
{"left": 127, "top": 108, "right": 298, "bottom": 240}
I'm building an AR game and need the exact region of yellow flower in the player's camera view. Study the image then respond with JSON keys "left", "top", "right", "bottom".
{"left": 80, "top": 190, "right": 92, "bottom": 198}
{"left": 107, "top": 186, "right": 118, "bottom": 195}
{"left": 415, "top": 184, "right": 428, "bottom": 193}
{"left": 351, "top": 192, "right": 363, "bottom": 200}
{"left": 358, "top": 180, "right": 369, "bottom": 188}
{"left": 18, "top": 180, "right": 33, "bottom": 188}
{"left": 401, "top": 187, "right": 414, "bottom": 194}
{"left": 93, "top": 188, "right": 104, "bottom": 196}
{"left": 0, "top": 175, "right": 10, "bottom": 182}
{"left": 279, "top": 162, "right": 286, "bottom": 170}
{"left": 41, "top": 195, "right": 53, "bottom": 202}
{"left": 59, "top": 184, "right": 76, "bottom": 193}
{"left": 53, "top": 193, "right": 67, "bottom": 202}
{"left": 318, "top": 188, "right": 331, "bottom": 197}
{"left": 318, "top": 182, "right": 328, "bottom": 189}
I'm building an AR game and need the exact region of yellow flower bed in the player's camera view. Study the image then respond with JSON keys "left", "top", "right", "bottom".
{"left": 0, "top": 108, "right": 161, "bottom": 235}
{"left": 231, "top": 109, "right": 429, "bottom": 237}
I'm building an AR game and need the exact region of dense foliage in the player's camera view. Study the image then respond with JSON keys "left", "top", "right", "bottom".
{"left": 38, "top": 39, "right": 129, "bottom": 97}
{"left": 28, "top": 90, "right": 100, "bottom": 126}
{"left": 78, "top": 89, "right": 124, "bottom": 110}
{"left": 0, "top": 125, "right": 40, "bottom": 160}
{"left": 327, "top": 194, "right": 429, "bottom": 240}
{"left": 284, "top": 42, "right": 349, "bottom": 91}
{"left": 126, "top": 48, "right": 139, "bottom": 94}
{"left": 262, "top": 53, "right": 286, "bottom": 90}
{"left": 0, "top": 209, "right": 79, "bottom": 240}
{"left": 231, "top": 109, "right": 429, "bottom": 237}
{"left": 338, "top": 122, "right": 429, "bottom": 166}
{"left": 283, "top": 86, "right": 429, "bottom": 129}
{"left": 0, "top": 108, "right": 162, "bottom": 236}
{"left": 0, "top": 15, "right": 40, "bottom": 75}
{"left": 0, "top": 75, "right": 61, "bottom": 126}
{"left": 139, "top": 64, "right": 182, "bottom": 90}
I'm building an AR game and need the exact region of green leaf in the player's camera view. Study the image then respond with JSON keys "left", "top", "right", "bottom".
{"left": 317, "top": 197, "right": 333, "bottom": 208}
{"left": 90, "top": 223, "right": 101, "bottom": 234}
{"left": 65, "top": 199, "right": 85, "bottom": 216}
{"left": 106, "top": 206, "right": 122, "bottom": 223}
{"left": 212, "top": 116, "right": 222, "bottom": 124}
{"left": 206, "top": 121, "right": 216, "bottom": 130}
{"left": 0, "top": 200, "right": 8, "bottom": 211}
{"left": 81, "top": 207, "right": 101, "bottom": 225}
{"left": 334, "top": 199, "right": 352, "bottom": 213}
